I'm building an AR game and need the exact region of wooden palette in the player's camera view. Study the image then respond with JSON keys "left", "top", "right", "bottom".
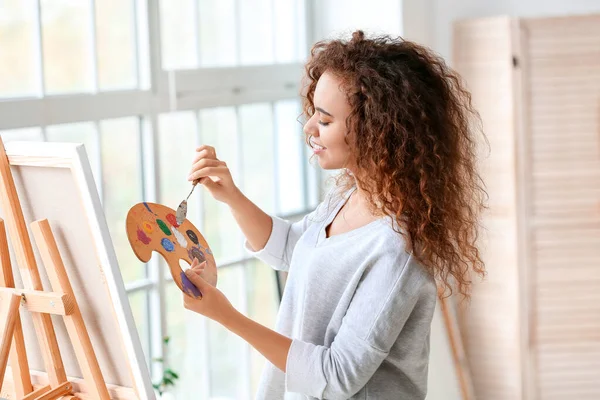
{"left": 125, "top": 202, "right": 215, "bottom": 299}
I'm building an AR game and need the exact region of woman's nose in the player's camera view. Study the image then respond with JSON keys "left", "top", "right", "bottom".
{"left": 303, "top": 114, "right": 318, "bottom": 137}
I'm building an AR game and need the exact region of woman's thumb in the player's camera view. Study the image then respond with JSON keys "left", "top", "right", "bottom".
{"left": 183, "top": 268, "right": 207, "bottom": 298}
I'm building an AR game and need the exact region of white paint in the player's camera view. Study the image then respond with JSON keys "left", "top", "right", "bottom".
{"left": 171, "top": 226, "right": 188, "bottom": 248}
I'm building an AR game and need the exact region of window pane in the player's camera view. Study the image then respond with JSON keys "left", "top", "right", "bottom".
{"left": 0, "top": 0, "right": 38, "bottom": 98}
{"left": 198, "top": 0, "right": 236, "bottom": 67}
{"left": 321, "top": 168, "right": 339, "bottom": 198}
{"left": 207, "top": 264, "right": 247, "bottom": 398}
{"left": 128, "top": 290, "right": 150, "bottom": 362}
{"left": 158, "top": 112, "right": 199, "bottom": 220}
{"left": 158, "top": 112, "right": 200, "bottom": 280}
{"left": 159, "top": 0, "right": 198, "bottom": 69}
{"left": 307, "top": 159, "right": 320, "bottom": 208}
{"left": 274, "top": 0, "right": 305, "bottom": 63}
{"left": 275, "top": 100, "right": 304, "bottom": 214}
{"left": 100, "top": 117, "right": 144, "bottom": 283}
{"left": 165, "top": 282, "right": 209, "bottom": 400}
{"left": 95, "top": 0, "right": 137, "bottom": 90}
{"left": 295, "top": 0, "right": 308, "bottom": 61}
{"left": 46, "top": 122, "right": 101, "bottom": 186}
{"left": 247, "top": 259, "right": 279, "bottom": 396}
{"left": 0, "top": 128, "right": 44, "bottom": 142}
{"left": 199, "top": 107, "right": 243, "bottom": 261}
{"left": 166, "top": 264, "right": 250, "bottom": 399}
{"left": 240, "top": 103, "right": 275, "bottom": 213}
{"left": 239, "top": 0, "right": 273, "bottom": 65}
{"left": 135, "top": 0, "right": 151, "bottom": 89}
{"left": 41, "top": 0, "right": 94, "bottom": 94}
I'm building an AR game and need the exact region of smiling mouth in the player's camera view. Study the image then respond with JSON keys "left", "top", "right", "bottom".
{"left": 309, "top": 137, "right": 326, "bottom": 150}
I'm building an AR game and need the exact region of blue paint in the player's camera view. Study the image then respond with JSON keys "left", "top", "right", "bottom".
{"left": 161, "top": 238, "right": 175, "bottom": 252}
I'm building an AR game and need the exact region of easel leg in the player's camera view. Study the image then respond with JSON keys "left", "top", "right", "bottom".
{"left": 0, "top": 292, "right": 21, "bottom": 388}
{"left": 0, "top": 219, "right": 33, "bottom": 397}
{"left": 440, "top": 295, "right": 476, "bottom": 400}
{"left": 22, "top": 381, "right": 72, "bottom": 400}
{"left": 0, "top": 139, "right": 68, "bottom": 388}
{"left": 32, "top": 219, "right": 110, "bottom": 400}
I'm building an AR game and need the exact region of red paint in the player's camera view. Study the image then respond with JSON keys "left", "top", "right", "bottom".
{"left": 137, "top": 228, "right": 151, "bottom": 245}
{"left": 166, "top": 213, "right": 179, "bottom": 227}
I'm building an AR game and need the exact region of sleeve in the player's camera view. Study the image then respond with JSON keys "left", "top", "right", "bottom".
{"left": 284, "top": 254, "right": 436, "bottom": 399}
{"left": 244, "top": 198, "right": 330, "bottom": 272}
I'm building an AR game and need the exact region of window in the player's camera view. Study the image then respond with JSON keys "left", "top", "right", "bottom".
{"left": 0, "top": 1, "right": 320, "bottom": 398}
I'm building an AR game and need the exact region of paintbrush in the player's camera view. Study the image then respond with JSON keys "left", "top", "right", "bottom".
{"left": 176, "top": 180, "right": 199, "bottom": 225}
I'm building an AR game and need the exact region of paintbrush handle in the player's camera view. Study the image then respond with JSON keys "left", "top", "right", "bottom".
{"left": 185, "top": 180, "right": 200, "bottom": 201}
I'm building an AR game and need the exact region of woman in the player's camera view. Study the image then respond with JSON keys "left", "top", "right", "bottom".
{"left": 183, "top": 30, "right": 486, "bottom": 399}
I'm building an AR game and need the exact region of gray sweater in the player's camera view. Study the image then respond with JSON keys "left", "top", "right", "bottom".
{"left": 246, "top": 188, "right": 437, "bottom": 400}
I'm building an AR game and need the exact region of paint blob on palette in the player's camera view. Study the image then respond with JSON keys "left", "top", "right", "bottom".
{"left": 125, "top": 202, "right": 217, "bottom": 299}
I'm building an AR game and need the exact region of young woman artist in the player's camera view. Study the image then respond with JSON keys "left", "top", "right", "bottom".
{"left": 183, "top": 31, "right": 486, "bottom": 400}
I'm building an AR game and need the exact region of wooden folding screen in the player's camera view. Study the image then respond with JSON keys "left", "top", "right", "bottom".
{"left": 453, "top": 14, "right": 600, "bottom": 400}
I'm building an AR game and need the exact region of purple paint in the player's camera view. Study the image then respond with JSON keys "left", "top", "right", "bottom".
{"left": 180, "top": 271, "right": 202, "bottom": 298}
{"left": 137, "top": 228, "right": 151, "bottom": 245}
{"left": 161, "top": 238, "right": 175, "bottom": 252}
{"left": 143, "top": 202, "right": 156, "bottom": 215}
{"left": 205, "top": 248, "right": 213, "bottom": 255}
{"left": 188, "top": 247, "right": 205, "bottom": 263}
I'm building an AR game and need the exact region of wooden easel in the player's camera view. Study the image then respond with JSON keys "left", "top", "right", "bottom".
{"left": 0, "top": 137, "right": 110, "bottom": 400}
{"left": 439, "top": 293, "right": 476, "bottom": 400}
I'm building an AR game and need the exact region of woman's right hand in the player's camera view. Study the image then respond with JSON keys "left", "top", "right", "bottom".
{"left": 188, "top": 145, "right": 240, "bottom": 205}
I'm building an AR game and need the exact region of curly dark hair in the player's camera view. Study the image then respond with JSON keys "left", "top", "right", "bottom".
{"left": 302, "top": 30, "right": 487, "bottom": 298}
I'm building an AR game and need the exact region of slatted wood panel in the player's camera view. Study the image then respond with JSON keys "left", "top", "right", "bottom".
{"left": 523, "top": 15, "right": 600, "bottom": 400}
{"left": 453, "top": 17, "right": 523, "bottom": 400}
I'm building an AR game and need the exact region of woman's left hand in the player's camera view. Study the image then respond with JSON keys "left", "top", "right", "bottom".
{"left": 183, "top": 258, "right": 235, "bottom": 323}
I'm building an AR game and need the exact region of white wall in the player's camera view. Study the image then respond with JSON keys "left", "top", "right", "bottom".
{"left": 313, "top": 0, "right": 600, "bottom": 63}
{"left": 403, "top": 0, "right": 600, "bottom": 62}
{"left": 311, "top": 0, "right": 403, "bottom": 42}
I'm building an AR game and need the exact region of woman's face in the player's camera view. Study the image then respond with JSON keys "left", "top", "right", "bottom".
{"left": 303, "top": 71, "right": 354, "bottom": 170}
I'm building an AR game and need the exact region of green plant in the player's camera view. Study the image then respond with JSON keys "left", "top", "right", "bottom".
{"left": 152, "top": 336, "right": 180, "bottom": 396}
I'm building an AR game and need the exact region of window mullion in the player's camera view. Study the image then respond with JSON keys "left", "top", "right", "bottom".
{"left": 303, "top": 0, "right": 315, "bottom": 58}
{"left": 33, "top": 0, "right": 46, "bottom": 98}
{"left": 235, "top": 106, "right": 252, "bottom": 399}
{"left": 147, "top": 114, "right": 167, "bottom": 383}
{"left": 89, "top": 0, "right": 99, "bottom": 93}
{"left": 196, "top": 110, "right": 211, "bottom": 399}
{"left": 271, "top": 0, "right": 277, "bottom": 64}
{"left": 93, "top": 121, "right": 103, "bottom": 204}
{"left": 193, "top": 0, "right": 201, "bottom": 66}
{"left": 272, "top": 102, "right": 281, "bottom": 214}
{"left": 148, "top": 0, "right": 164, "bottom": 93}
{"left": 132, "top": 0, "right": 141, "bottom": 89}
{"left": 234, "top": 0, "right": 241, "bottom": 65}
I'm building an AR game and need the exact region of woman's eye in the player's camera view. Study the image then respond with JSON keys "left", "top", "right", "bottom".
{"left": 318, "top": 121, "right": 330, "bottom": 126}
